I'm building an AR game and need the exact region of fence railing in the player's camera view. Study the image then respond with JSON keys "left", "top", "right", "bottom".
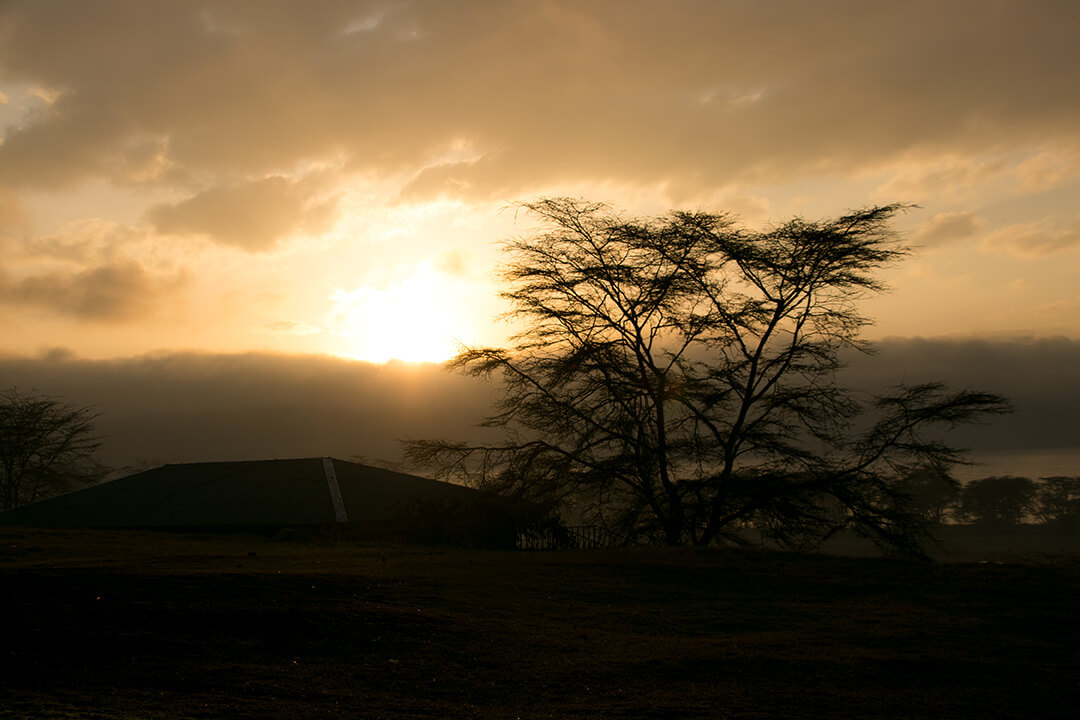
{"left": 516, "top": 524, "right": 621, "bottom": 550}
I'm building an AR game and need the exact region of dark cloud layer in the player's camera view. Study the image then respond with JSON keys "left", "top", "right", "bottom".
{"left": 843, "top": 336, "right": 1080, "bottom": 452}
{"left": 0, "top": 338, "right": 1077, "bottom": 472}
{"left": 2, "top": 1, "right": 1077, "bottom": 199}
{"left": 0, "top": 351, "right": 499, "bottom": 469}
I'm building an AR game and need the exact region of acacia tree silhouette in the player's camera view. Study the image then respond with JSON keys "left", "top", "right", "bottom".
{"left": 407, "top": 199, "right": 1009, "bottom": 554}
{"left": 958, "top": 475, "right": 1038, "bottom": 527}
{"left": 1034, "top": 476, "right": 1080, "bottom": 529}
{"left": 0, "top": 387, "right": 103, "bottom": 510}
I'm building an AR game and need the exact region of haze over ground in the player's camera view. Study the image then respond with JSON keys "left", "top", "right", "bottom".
{"left": 1, "top": 1, "right": 1078, "bottom": 473}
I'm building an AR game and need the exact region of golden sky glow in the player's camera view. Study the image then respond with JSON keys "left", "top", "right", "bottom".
{"left": 2, "top": 1, "right": 1080, "bottom": 363}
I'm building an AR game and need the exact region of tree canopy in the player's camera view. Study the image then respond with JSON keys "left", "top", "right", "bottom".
{"left": 1034, "top": 476, "right": 1080, "bottom": 529}
{"left": 957, "top": 475, "right": 1039, "bottom": 527}
{"left": 407, "top": 199, "right": 1009, "bottom": 555}
{"left": 0, "top": 387, "right": 104, "bottom": 510}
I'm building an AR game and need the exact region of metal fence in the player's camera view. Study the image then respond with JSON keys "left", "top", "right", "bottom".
{"left": 516, "top": 524, "right": 622, "bottom": 550}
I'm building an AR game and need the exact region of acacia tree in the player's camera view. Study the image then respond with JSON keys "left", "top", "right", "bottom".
{"left": 407, "top": 199, "right": 1008, "bottom": 554}
{"left": 958, "top": 475, "right": 1038, "bottom": 527}
{"left": 0, "top": 388, "right": 104, "bottom": 510}
{"left": 1034, "top": 476, "right": 1080, "bottom": 529}
{"left": 894, "top": 466, "right": 962, "bottom": 525}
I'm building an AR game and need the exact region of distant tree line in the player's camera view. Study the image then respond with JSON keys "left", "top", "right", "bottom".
{"left": 897, "top": 468, "right": 1080, "bottom": 530}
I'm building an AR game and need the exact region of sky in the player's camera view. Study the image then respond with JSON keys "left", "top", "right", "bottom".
{"left": 2, "top": 1, "right": 1079, "bottom": 470}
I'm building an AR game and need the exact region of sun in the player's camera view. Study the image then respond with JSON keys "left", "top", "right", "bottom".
{"left": 328, "top": 264, "right": 472, "bottom": 364}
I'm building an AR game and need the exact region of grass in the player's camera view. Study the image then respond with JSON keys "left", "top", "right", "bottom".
{"left": 1, "top": 528, "right": 1078, "bottom": 719}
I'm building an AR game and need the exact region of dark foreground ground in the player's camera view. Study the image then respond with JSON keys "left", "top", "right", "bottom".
{"left": 1, "top": 529, "right": 1078, "bottom": 719}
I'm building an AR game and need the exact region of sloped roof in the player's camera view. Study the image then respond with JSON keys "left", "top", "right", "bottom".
{"left": 0, "top": 457, "right": 495, "bottom": 529}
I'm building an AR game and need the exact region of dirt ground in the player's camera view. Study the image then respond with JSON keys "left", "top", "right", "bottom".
{"left": 1, "top": 528, "right": 1078, "bottom": 719}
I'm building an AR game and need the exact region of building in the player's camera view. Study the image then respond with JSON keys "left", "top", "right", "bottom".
{"left": 0, "top": 457, "right": 538, "bottom": 547}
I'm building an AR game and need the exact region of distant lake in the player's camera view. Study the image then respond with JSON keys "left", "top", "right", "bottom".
{"left": 955, "top": 448, "right": 1080, "bottom": 482}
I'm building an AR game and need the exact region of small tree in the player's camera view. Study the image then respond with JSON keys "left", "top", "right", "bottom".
{"left": 958, "top": 476, "right": 1038, "bottom": 527}
{"left": 0, "top": 388, "right": 104, "bottom": 510}
{"left": 407, "top": 199, "right": 1008, "bottom": 555}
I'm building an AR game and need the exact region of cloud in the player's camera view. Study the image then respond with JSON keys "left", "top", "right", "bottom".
{"left": 0, "top": 91, "right": 134, "bottom": 190}
{"left": 1, "top": 2, "right": 1077, "bottom": 198}
{"left": 434, "top": 249, "right": 467, "bottom": 277}
{"left": 397, "top": 153, "right": 518, "bottom": 202}
{"left": 0, "top": 351, "right": 499, "bottom": 468}
{"left": 874, "top": 156, "right": 1007, "bottom": 203}
{"left": 0, "top": 260, "right": 186, "bottom": 321}
{"left": 1014, "top": 147, "right": 1080, "bottom": 193}
{"left": 0, "top": 185, "right": 31, "bottom": 238}
{"left": 1, "top": 2, "right": 1077, "bottom": 361}
{"left": 105, "top": 135, "right": 173, "bottom": 186}
{"left": 983, "top": 214, "right": 1080, "bottom": 256}
{"left": 912, "top": 211, "right": 984, "bottom": 249}
{"left": 843, "top": 336, "right": 1080, "bottom": 453}
{"left": 265, "top": 319, "right": 324, "bottom": 336}
{"left": 1025, "top": 297, "right": 1080, "bottom": 320}
{"left": 0, "top": 338, "right": 1075, "bottom": 471}
{"left": 21, "top": 218, "right": 148, "bottom": 263}
{"left": 147, "top": 176, "right": 339, "bottom": 251}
